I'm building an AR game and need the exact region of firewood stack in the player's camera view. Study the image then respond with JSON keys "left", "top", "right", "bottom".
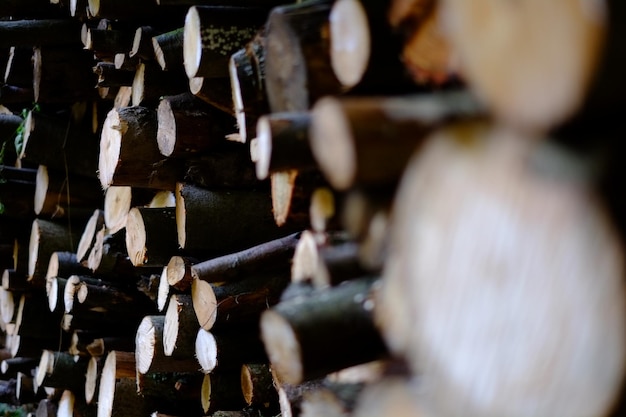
{"left": 0, "top": 0, "right": 624, "bottom": 416}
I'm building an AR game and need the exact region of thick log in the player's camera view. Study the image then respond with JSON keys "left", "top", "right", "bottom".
{"left": 377, "top": 121, "right": 626, "bottom": 417}
{"left": 191, "top": 232, "right": 299, "bottom": 283}
{"left": 76, "top": 280, "right": 157, "bottom": 317}
{"left": 77, "top": 211, "right": 105, "bottom": 263}
{"left": 126, "top": 207, "right": 178, "bottom": 267}
{"left": 229, "top": 29, "right": 268, "bottom": 142}
{"left": 329, "top": 0, "right": 415, "bottom": 93}
{"left": 87, "top": 229, "right": 138, "bottom": 280}
{"left": 183, "top": 6, "right": 267, "bottom": 79}
{"left": 93, "top": 62, "right": 135, "bottom": 88}
{"left": 439, "top": 0, "right": 624, "bottom": 130}
{"left": 156, "top": 93, "right": 234, "bottom": 158}
{"left": 35, "top": 350, "right": 87, "bottom": 393}
{"left": 260, "top": 277, "right": 387, "bottom": 384}
{"left": 84, "top": 27, "right": 135, "bottom": 61}
{"left": 152, "top": 28, "right": 184, "bottom": 72}
{"left": 103, "top": 186, "right": 172, "bottom": 234}
{"left": 165, "top": 257, "right": 197, "bottom": 292}
{"left": 0, "top": 20, "right": 81, "bottom": 48}
{"left": 191, "top": 272, "right": 289, "bottom": 331}
{"left": 8, "top": 334, "right": 68, "bottom": 358}
{"left": 195, "top": 328, "right": 266, "bottom": 373}
{"left": 97, "top": 376, "right": 151, "bottom": 417}
{"left": 255, "top": 112, "right": 315, "bottom": 179}
{"left": 240, "top": 363, "right": 279, "bottom": 411}
{"left": 137, "top": 371, "right": 205, "bottom": 416}
{"left": 33, "top": 46, "right": 97, "bottom": 103}
{"left": 183, "top": 144, "right": 261, "bottom": 189}
{"left": 34, "top": 166, "right": 103, "bottom": 219}
{"left": 130, "top": 26, "right": 158, "bottom": 61}
{"left": 309, "top": 92, "right": 483, "bottom": 190}
{"left": 188, "top": 76, "right": 235, "bottom": 116}
{"left": 46, "top": 251, "right": 90, "bottom": 279}
{"left": 176, "top": 183, "right": 290, "bottom": 253}
{"left": 21, "top": 110, "right": 99, "bottom": 179}
{"left": 135, "top": 315, "right": 200, "bottom": 374}
{"left": 271, "top": 170, "right": 324, "bottom": 228}
{"left": 2, "top": 270, "right": 29, "bottom": 292}
{"left": 163, "top": 294, "right": 198, "bottom": 358}
{"left": 98, "top": 106, "right": 182, "bottom": 190}
{"left": 200, "top": 372, "right": 246, "bottom": 414}
{"left": 28, "top": 219, "right": 81, "bottom": 285}
{"left": 265, "top": 1, "right": 339, "bottom": 112}
{"left": 131, "top": 62, "right": 188, "bottom": 107}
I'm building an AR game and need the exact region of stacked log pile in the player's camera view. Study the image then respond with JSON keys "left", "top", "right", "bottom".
{"left": 0, "top": 0, "right": 623, "bottom": 417}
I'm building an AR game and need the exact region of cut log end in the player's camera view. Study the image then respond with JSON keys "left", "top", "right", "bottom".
{"left": 330, "top": 0, "right": 371, "bottom": 88}
{"left": 270, "top": 170, "right": 298, "bottom": 227}
{"left": 175, "top": 183, "right": 187, "bottom": 249}
{"left": 125, "top": 207, "right": 147, "bottom": 267}
{"left": 34, "top": 165, "right": 49, "bottom": 215}
{"left": 260, "top": 309, "right": 302, "bottom": 385}
{"left": 191, "top": 279, "right": 217, "bottom": 331}
{"left": 77, "top": 210, "right": 104, "bottom": 262}
{"left": 35, "top": 350, "right": 53, "bottom": 388}
{"left": 87, "top": 0, "right": 100, "bottom": 17}
{"left": 229, "top": 56, "right": 247, "bottom": 142}
{"left": 47, "top": 277, "right": 58, "bottom": 312}
{"left": 97, "top": 349, "right": 116, "bottom": 417}
{"left": 157, "top": 266, "right": 170, "bottom": 312}
{"left": 99, "top": 109, "right": 124, "bottom": 190}
{"left": 310, "top": 97, "right": 355, "bottom": 190}
{"left": 310, "top": 187, "right": 335, "bottom": 233}
{"left": 291, "top": 230, "right": 320, "bottom": 283}
{"left": 131, "top": 63, "right": 146, "bottom": 107}
{"left": 255, "top": 116, "right": 272, "bottom": 180}
{"left": 64, "top": 276, "right": 80, "bottom": 313}
{"left": 183, "top": 7, "right": 203, "bottom": 79}
{"left": 157, "top": 99, "right": 176, "bottom": 157}
{"left": 27, "top": 221, "right": 41, "bottom": 280}
{"left": 153, "top": 38, "right": 167, "bottom": 71}
{"left": 135, "top": 316, "right": 157, "bottom": 374}
{"left": 195, "top": 329, "right": 217, "bottom": 373}
{"left": 163, "top": 294, "right": 181, "bottom": 356}
{"left": 85, "top": 357, "right": 98, "bottom": 404}
{"left": 104, "top": 186, "right": 132, "bottom": 234}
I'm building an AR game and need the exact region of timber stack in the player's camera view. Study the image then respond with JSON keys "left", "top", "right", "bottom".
{"left": 0, "top": 0, "right": 624, "bottom": 417}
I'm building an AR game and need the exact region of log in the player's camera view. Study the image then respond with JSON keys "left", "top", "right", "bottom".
{"left": 103, "top": 186, "right": 172, "bottom": 234}
{"left": 136, "top": 371, "right": 206, "bottom": 416}
{"left": 191, "top": 272, "right": 289, "bottom": 331}
{"left": 183, "top": 6, "right": 267, "bottom": 79}
{"left": 8, "top": 334, "right": 68, "bottom": 358}
{"left": 163, "top": 294, "right": 198, "bottom": 358}
{"left": 76, "top": 280, "right": 156, "bottom": 317}
{"left": 126, "top": 207, "right": 178, "bottom": 267}
{"left": 188, "top": 76, "right": 235, "bottom": 117}
{"left": 28, "top": 219, "right": 81, "bottom": 285}
{"left": 2, "top": 270, "right": 29, "bottom": 292}
{"left": 130, "top": 26, "right": 158, "bottom": 61}
{"left": 439, "top": 0, "right": 620, "bottom": 130}
{"left": 200, "top": 372, "right": 246, "bottom": 414}
{"left": 152, "top": 28, "right": 184, "bottom": 72}
{"left": 46, "top": 276, "right": 68, "bottom": 314}
{"left": 1, "top": 358, "right": 36, "bottom": 378}
{"left": 156, "top": 92, "right": 234, "bottom": 157}
{"left": 377, "top": 121, "right": 626, "bottom": 417}
{"left": 157, "top": 266, "right": 172, "bottom": 312}
{"left": 87, "top": 229, "right": 138, "bottom": 280}
{"left": 329, "top": 0, "right": 415, "bottom": 93}
{"left": 34, "top": 166, "right": 103, "bottom": 219}
{"left": 85, "top": 356, "right": 101, "bottom": 405}
{"left": 195, "top": 328, "right": 266, "bottom": 373}
{"left": 33, "top": 46, "right": 97, "bottom": 103}
{"left": 309, "top": 187, "right": 340, "bottom": 233}
{"left": 84, "top": 27, "right": 135, "bottom": 61}
{"left": 176, "top": 182, "right": 290, "bottom": 253}
{"left": 265, "top": 1, "right": 339, "bottom": 112}
{"left": 341, "top": 187, "right": 393, "bottom": 241}
{"left": 240, "top": 363, "right": 279, "bottom": 411}
{"left": 260, "top": 277, "right": 387, "bottom": 384}
{"left": 352, "top": 377, "right": 425, "bottom": 417}
{"left": 183, "top": 144, "right": 261, "bottom": 189}
{"left": 97, "top": 376, "right": 151, "bottom": 417}
{"left": 76, "top": 211, "right": 105, "bottom": 263}
{"left": 16, "top": 372, "right": 44, "bottom": 404}
{"left": 114, "top": 53, "right": 139, "bottom": 71}
{"left": 86, "top": 337, "right": 135, "bottom": 357}
{"left": 255, "top": 112, "right": 315, "bottom": 180}
{"left": 21, "top": 110, "right": 99, "bottom": 179}
{"left": 131, "top": 62, "right": 188, "bottom": 107}
{"left": 93, "top": 62, "right": 135, "bottom": 88}
{"left": 271, "top": 170, "right": 324, "bottom": 228}
{"left": 309, "top": 92, "right": 483, "bottom": 190}
{"left": 135, "top": 315, "right": 200, "bottom": 374}
{"left": 36, "top": 399, "right": 58, "bottom": 417}
{"left": 35, "top": 350, "right": 87, "bottom": 393}
{"left": 0, "top": 20, "right": 81, "bottom": 48}
{"left": 70, "top": 0, "right": 89, "bottom": 17}
{"left": 191, "top": 232, "right": 299, "bottom": 283}
{"left": 98, "top": 106, "right": 182, "bottom": 190}
{"left": 87, "top": 0, "right": 159, "bottom": 19}
{"left": 165, "top": 256, "right": 197, "bottom": 292}
{"left": 0, "top": 288, "right": 16, "bottom": 328}
{"left": 229, "top": 29, "right": 268, "bottom": 142}
{"left": 58, "top": 389, "right": 97, "bottom": 417}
